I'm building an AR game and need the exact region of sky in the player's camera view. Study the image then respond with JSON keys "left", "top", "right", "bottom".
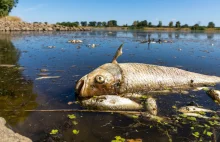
{"left": 10, "top": 0, "right": 220, "bottom": 26}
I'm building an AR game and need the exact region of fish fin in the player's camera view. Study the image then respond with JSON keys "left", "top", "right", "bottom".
{"left": 112, "top": 44, "right": 123, "bottom": 64}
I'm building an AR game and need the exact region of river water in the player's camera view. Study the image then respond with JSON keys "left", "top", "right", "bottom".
{"left": 0, "top": 31, "right": 220, "bottom": 142}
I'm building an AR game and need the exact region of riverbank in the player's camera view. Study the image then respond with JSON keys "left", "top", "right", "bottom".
{"left": 0, "top": 18, "right": 90, "bottom": 31}
{"left": 0, "top": 117, "right": 32, "bottom": 142}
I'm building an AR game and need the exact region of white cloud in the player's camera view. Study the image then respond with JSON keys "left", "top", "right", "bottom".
{"left": 171, "top": 18, "right": 176, "bottom": 21}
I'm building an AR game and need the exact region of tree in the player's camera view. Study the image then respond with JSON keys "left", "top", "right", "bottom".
{"left": 97, "top": 22, "right": 102, "bottom": 27}
{"left": 175, "top": 21, "right": 181, "bottom": 28}
{"left": 88, "top": 21, "right": 97, "bottom": 26}
{"left": 107, "top": 20, "right": 117, "bottom": 27}
{"left": 207, "top": 22, "right": 215, "bottom": 28}
{"left": 158, "top": 21, "right": 162, "bottom": 27}
{"left": 132, "top": 21, "right": 138, "bottom": 27}
{"left": 148, "top": 22, "right": 152, "bottom": 27}
{"left": 81, "top": 21, "right": 87, "bottom": 26}
{"left": 168, "top": 21, "right": 173, "bottom": 27}
{"left": 102, "top": 21, "right": 107, "bottom": 27}
{"left": 137, "top": 20, "right": 148, "bottom": 27}
{"left": 0, "top": 0, "right": 18, "bottom": 17}
{"left": 181, "top": 24, "right": 188, "bottom": 28}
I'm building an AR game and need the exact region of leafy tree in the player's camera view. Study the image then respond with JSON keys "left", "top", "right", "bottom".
{"left": 175, "top": 21, "right": 181, "bottom": 28}
{"left": 181, "top": 24, "right": 189, "bottom": 28}
{"left": 207, "top": 22, "right": 215, "bottom": 28}
{"left": 169, "top": 21, "right": 173, "bottom": 27}
{"left": 0, "top": 0, "right": 18, "bottom": 17}
{"left": 97, "top": 22, "right": 102, "bottom": 27}
{"left": 157, "top": 21, "right": 162, "bottom": 27}
{"left": 107, "top": 20, "right": 117, "bottom": 27}
{"left": 88, "top": 21, "right": 97, "bottom": 26}
{"left": 148, "top": 22, "right": 152, "bottom": 27}
{"left": 102, "top": 21, "right": 107, "bottom": 27}
{"left": 132, "top": 21, "right": 138, "bottom": 27}
{"left": 81, "top": 21, "right": 87, "bottom": 26}
{"left": 107, "top": 21, "right": 113, "bottom": 27}
{"left": 137, "top": 20, "right": 148, "bottom": 27}
{"left": 191, "top": 23, "right": 205, "bottom": 30}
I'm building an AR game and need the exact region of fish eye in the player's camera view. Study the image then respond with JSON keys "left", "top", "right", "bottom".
{"left": 95, "top": 75, "right": 105, "bottom": 84}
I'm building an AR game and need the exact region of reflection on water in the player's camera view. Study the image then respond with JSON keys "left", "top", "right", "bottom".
{"left": 0, "top": 35, "right": 38, "bottom": 125}
{"left": 0, "top": 31, "right": 220, "bottom": 141}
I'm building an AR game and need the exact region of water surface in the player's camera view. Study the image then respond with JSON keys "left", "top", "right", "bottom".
{"left": 0, "top": 31, "right": 220, "bottom": 142}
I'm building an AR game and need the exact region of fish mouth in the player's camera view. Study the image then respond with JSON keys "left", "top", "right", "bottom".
{"left": 75, "top": 75, "right": 87, "bottom": 97}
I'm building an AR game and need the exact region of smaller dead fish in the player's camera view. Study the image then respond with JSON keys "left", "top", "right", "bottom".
{"left": 207, "top": 89, "right": 220, "bottom": 103}
{"left": 68, "top": 39, "right": 83, "bottom": 43}
{"left": 141, "top": 112, "right": 164, "bottom": 122}
{"left": 178, "top": 106, "right": 215, "bottom": 113}
{"left": 40, "top": 69, "right": 49, "bottom": 72}
{"left": 81, "top": 95, "right": 143, "bottom": 110}
{"left": 35, "top": 76, "right": 60, "bottom": 80}
{"left": 0, "top": 64, "right": 16, "bottom": 68}
{"left": 145, "top": 98, "right": 157, "bottom": 115}
{"left": 183, "top": 113, "right": 210, "bottom": 119}
{"left": 38, "top": 73, "right": 50, "bottom": 76}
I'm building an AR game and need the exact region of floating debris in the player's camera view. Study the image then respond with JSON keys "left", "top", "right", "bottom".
{"left": 35, "top": 76, "right": 60, "bottom": 80}
{"left": 68, "top": 39, "right": 83, "bottom": 43}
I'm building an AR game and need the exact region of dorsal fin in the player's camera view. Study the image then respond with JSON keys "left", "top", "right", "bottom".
{"left": 112, "top": 44, "right": 123, "bottom": 64}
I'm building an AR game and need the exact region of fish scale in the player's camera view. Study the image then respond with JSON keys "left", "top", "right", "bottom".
{"left": 118, "top": 63, "right": 220, "bottom": 94}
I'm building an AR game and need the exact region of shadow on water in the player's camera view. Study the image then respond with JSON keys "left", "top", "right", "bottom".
{"left": 0, "top": 31, "right": 220, "bottom": 141}
{"left": 0, "top": 35, "right": 38, "bottom": 125}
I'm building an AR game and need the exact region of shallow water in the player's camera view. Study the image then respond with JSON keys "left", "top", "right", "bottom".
{"left": 0, "top": 31, "right": 220, "bottom": 142}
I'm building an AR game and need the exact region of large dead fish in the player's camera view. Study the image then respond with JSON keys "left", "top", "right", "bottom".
{"left": 75, "top": 44, "right": 220, "bottom": 97}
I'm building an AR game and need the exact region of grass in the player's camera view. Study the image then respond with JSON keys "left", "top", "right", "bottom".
{"left": 0, "top": 16, "right": 22, "bottom": 22}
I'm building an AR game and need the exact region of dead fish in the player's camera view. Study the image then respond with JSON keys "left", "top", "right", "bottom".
{"left": 35, "top": 76, "right": 60, "bottom": 80}
{"left": 183, "top": 113, "right": 210, "bottom": 119}
{"left": 40, "top": 69, "right": 49, "bottom": 72}
{"left": 81, "top": 95, "right": 143, "bottom": 110}
{"left": 47, "top": 46, "right": 56, "bottom": 48}
{"left": 75, "top": 44, "right": 220, "bottom": 98}
{"left": 178, "top": 106, "right": 215, "bottom": 113}
{"left": 207, "top": 89, "right": 220, "bottom": 103}
{"left": 145, "top": 98, "right": 157, "bottom": 115}
{"left": 141, "top": 112, "right": 164, "bottom": 122}
{"left": 38, "top": 73, "right": 50, "bottom": 76}
{"left": 68, "top": 39, "right": 83, "bottom": 43}
{"left": 0, "top": 64, "right": 16, "bottom": 68}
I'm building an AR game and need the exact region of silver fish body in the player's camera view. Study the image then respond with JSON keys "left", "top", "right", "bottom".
{"left": 178, "top": 106, "right": 215, "bottom": 113}
{"left": 207, "top": 89, "right": 220, "bottom": 103}
{"left": 81, "top": 95, "right": 143, "bottom": 110}
{"left": 76, "top": 63, "right": 220, "bottom": 97}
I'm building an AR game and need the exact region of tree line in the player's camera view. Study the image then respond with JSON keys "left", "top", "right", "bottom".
{"left": 56, "top": 20, "right": 216, "bottom": 30}
{"left": 131, "top": 20, "right": 216, "bottom": 30}
{"left": 56, "top": 20, "right": 117, "bottom": 27}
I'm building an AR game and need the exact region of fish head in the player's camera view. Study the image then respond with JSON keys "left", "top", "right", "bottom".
{"left": 75, "top": 63, "right": 122, "bottom": 97}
